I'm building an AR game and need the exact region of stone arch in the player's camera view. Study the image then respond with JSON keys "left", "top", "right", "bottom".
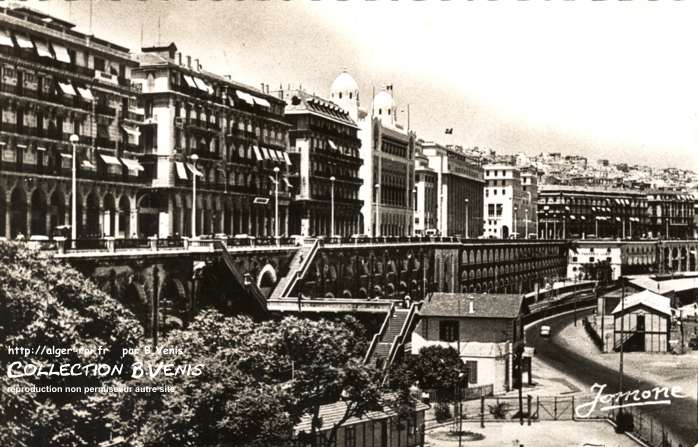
{"left": 49, "top": 187, "right": 66, "bottom": 233}
{"left": 103, "top": 193, "right": 117, "bottom": 237}
{"left": 85, "top": 190, "right": 101, "bottom": 237}
{"left": 9, "top": 185, "right": 27, "bottom": 238}
{"left": 358, "top": 287, "right": 368, "bottom": 299}
{"left": 342, "top": 289, "right": 352, "bottom": 298}
{"left": 30, "top": 187, "right": 48, "bottom": 236}
{"left": 118, "top": 195, "right": 131, "bottom": 238}
{"left": 256, "top": 263, "right": 278, "bottom": 290}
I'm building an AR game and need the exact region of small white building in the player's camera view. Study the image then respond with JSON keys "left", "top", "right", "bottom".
{"left": 612, "top": 289, "right": 671, "bottom": 352}
{"left": 567, "top": 241, "right": 622, "bottom": 281}
{"left": 483, "top": 164, "right": 525, "bottom": 239}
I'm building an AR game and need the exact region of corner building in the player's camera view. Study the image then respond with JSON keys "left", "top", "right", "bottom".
{"left": 132, "top": 43, "right": 291, "bottom": 238}
{"left": 278, "top": 89, "right": 363, "bottom": 237}
{"left": 0, "top": 6, "right": 144, "bottom": 239}
{"left": 330, "top": 72, "right": 415, "bottom": 237}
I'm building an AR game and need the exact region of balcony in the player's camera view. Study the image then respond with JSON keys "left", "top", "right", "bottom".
{"left": 96, "top": 104, "right": 117, "bottom": 117}
{"left": 95, "top": 137, "right": 116, "bottom": 149}
{"left": 190, "top": 147, "right": 221, "bottom": 160}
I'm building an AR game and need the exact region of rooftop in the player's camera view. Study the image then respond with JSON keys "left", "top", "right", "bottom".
{"left": 421, "top": 293, "right": 524, "bottom": 319}
{"left": 611, "top": 289, "right": 672, "bottom": 316}
{"left": 283, "top": 89, "right": 357, "bottom": 128}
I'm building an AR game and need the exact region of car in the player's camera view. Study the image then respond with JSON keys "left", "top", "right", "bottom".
{"left": 540, "top": 325, "right": 551, "bottom": 337}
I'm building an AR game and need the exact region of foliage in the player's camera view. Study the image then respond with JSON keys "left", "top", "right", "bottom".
{"left": 488, "top": 402, "right": 512, "bottom": 419}
{"left": 434, "top": 402, "right": 452, "bottom": 422}
{"left": 0, "top": 242, "right": 143, "bottom": 447}
{"left": 580, "top": 259, "right": 613, "bottom": 283}
{"left": 388, "top": 345, "right": 467, "bottom": 399}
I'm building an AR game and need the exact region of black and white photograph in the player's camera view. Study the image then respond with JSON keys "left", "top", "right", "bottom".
{"left": 1, "top": 1, "right": 698, "bottom": 446}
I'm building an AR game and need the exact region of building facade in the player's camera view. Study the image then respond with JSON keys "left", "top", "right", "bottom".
{"left": 279, "top": 89, "right": 363, "bottom": 237}
{"left": 483, "top": 164, "right": 524, "bottom": 239}
{"left": 0, "top": 6, "right": 145, "bottom": 240}
{"left": 414, "top": 142, "right": 437, "bottom": 235}
{"left": 330, "top": 72, "right": 415, "bottom": 237}
{"left": 537, "top": 185, "right": 648, "bottom": 239}
{"left": 520, "top": 169, "right": 538, "bottom": 238}
{"left": 421, "top": 141, "right": 484, "bottom": 238}
{"left": 132, "top": 43, "right": 291, "bottom": 238}
{"left": 646, "top": 189, "right": 695, "bottom": 239}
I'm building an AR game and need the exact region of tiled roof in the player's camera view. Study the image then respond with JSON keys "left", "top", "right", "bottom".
{"left": 284, "top": 90, "right": 357, "bottom": 128}
{"left": 420, "top": 293, "right": 524, "bottom": 319}
{"left": 611, "top": 289, "right": 672, "bottom": 316}
{"left": 294, "top": 393, "right": 429, "bottom": 434}
{"left": 459, "top": 341, "right": 510, "bottom": 357}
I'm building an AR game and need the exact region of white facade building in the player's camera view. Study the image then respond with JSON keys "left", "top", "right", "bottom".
{"left": 483, "top": 164, "right": 525, "bottom": 239}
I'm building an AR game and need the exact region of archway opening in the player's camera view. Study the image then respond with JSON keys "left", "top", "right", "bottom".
{"left": 10, "top": 187, "right": 27, "bottom": 238}
{"left": 30, "top": 188, "right": 48, "bottom": 236}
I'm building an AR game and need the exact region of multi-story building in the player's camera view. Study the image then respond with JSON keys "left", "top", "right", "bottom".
{"left": 414, "top": 141, "right": 437, "bottom": 235}
{"left": 0, "top": 6, "right": 144, "bottom": 240}
{"left": 330, "top": 72, "right": 415, "bottom": 237}
{"left": 420, "top": 141, "right": 484, "bottom": 238}
{"left": 483, "top": 164, "right": 525, "bottom": 239}
{"left": 646, "top": 189, "right": 695, "bottom": 239}
{"left": 132, "top": 43, "right": 291, "bottom": 238}
{"left": 537, "top": 185, "right": 648, "bottom": 239}
{"left": 278, "top": 88, "right": 363, "bottom": 237}
{"left": 520, "top": 169, "right": 538, "bottom": 238}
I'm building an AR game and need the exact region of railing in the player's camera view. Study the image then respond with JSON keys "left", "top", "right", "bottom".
{"left": 113, "top": 238, "right": 150, "bottom": 250}
{"left": 268, "top": 298, "right": 393, "bottom": 314}
{"left": 282, "top": 239, "right": 320, "bottom": 298}
{"left": 215, "top": 241, "right": 269, "bottom": 316}
{"left": 382, "top": 302, "right": 420, "bottom": 385}
{"left": 364, "top": 302, "right": 397, "bottom": 364}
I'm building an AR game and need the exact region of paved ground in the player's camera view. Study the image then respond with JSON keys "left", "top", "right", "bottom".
{"left": 424, "top": 421, "right": 641, "bottom": 446}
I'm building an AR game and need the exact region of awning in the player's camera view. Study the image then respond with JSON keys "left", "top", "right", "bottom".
{"left": 271, "top": 149, "right": 283, "bottom": 162}
{"left": 99, "top": 154, "right": 121, "bottom": 166}
{"left": 581, "top": 216, "right": 586, "bottom": 220}
{"left": 282, "top": 151, "right": 292, "bottom": 166}
{"left": 0, "top": 30, "right": 14, "bottom": 47}
{"left": 251, "top": 96, "right": 271, "bottom": 108}
{"left": 235, "top": 90, "right": 255, "bottom": 105}
{"left": 81, "top": 160, "right": 96, "bottom": 170}
{"left": 183, "top": 75, "right": 198, "bottom": 89}
{"left": 261, "top": 147, "right": 271, "bottom": 160}
{"left": 175, "top": 161, "right": 188, "bottom": 180}
{"left": 186, "top": 163, "right": 203, "bottom": 177}
{"left": 328, "top": 139, "right": 338, "bottom": 150}
{"left": 60, "top": 153, "right": 73, "bottom": 159}
{"left": 253, "top": 146, "right": 263, "bottom": 161}
{"left": 14, "top": 34, "right": 33, "bottom": 49}
{"left": 76, "top": 86, "right": 94, "bottom": 101}
{"left": 121, "top": 158, "right": 144, "bottom": 172}
{"left": 192, "top": 77, "right": 209, "bottom": 93}
{"left": 198, "top": 78, "right": 214, "bottom": 95}
{"left": 36, "top": 146, "right": 47, "bottom": 152}
{"left": 283, "top": 178, "right": 292, "bottom": 188}
{"left": 227, "top": 95, "right": 235, "bottom": 107}
{"left": 543, "top": 205, "right": 550, "bottom": 210}
{"left": 121, "top": 124, "right": 141, "bottom": 137}
{"left": 58, "top": 81, "right": 77, "bottom": 97}
{"left": 268, "top": 175, "right": 277, "bottom": 184}
{"left": 570, "top": 215, "right": 576, "bottom": 220}
{"left": 615, "top": 217, "right": 621, "bottom": 222}
{"left": 34, "top": 40, "right": 53, "bottom": 59}
{"left": 51, "top": 43, "right": 71, "bottom": 63}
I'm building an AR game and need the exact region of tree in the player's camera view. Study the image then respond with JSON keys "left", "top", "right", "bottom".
{"left": 389, "top": 345, "right": 467, "bottom": 399}
{"left": 0, "top": 242, "right": 143, "bottom": 446}
{"left": 580, "top": 259, "right": 613, "bottom": 283}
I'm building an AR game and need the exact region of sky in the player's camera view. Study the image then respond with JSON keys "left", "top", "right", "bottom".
{"left": 27, "top": 0, "right": 698, "bottom": 171}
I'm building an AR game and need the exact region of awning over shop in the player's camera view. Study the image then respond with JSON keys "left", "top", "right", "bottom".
{"left": 121, "top": 158, "right": 144, "bottom": 172}
{"left": 192, "top": 77, "right": 209, "bottom": 93}
{"left": 175, "top": 161, "right": 188, "bottom": 180}
{"left": 60, "top": 153, "right": 73, "bottom": 159}
{"left": 14, "top": 34, "right": 33, "bottom": 49}
{"left": 235, "top": 90, "right": 255, "bottom": 106}
{"left": 76, "top": 86, "right": 94, "bottom": 101}
{"left": 183, "top": 75, "right": 198, "bottom": 89}
{"left": 253, "top": 146, "right": 263, "bottom": 161}
{"left": 282, "top": 151, "right": 292, "bottom": 166}
{"left": 99, "top": 154, "right": 121, "bottom": 165}
{"left": 121, "top": 124, "right": 141, "bottom": 137}
{"left": 0, "top": 30, "right": 14, "bottom": 47}
{"left": 328, "top": 140, "right": 338, "bottom": 150}
{"left": 34, "top": 40, "right": 53, "bottom": 59}
{"left": 58, "top": 81, "right": 77, "bottom": 97}
{"left": 186, "top": 162, "right": 203, "bottom": 177}
{"left": 261, "top": 147, "right": 271, "bottom": 160}
{"left": 81, "top": 160, "right": 96, "bottom": 170}
{"left": 271, "top": 149, "right": 283, "bottom": 162}
{"left": 51, "top": 43, "right": 71, "bottom": 63}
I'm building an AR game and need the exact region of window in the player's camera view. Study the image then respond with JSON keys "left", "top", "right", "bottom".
{"left": 465, "top": 360, "right": 478, "bottom": 384}
{"left": 572, "top": 257, "right": 578, "bottom": 262}
{"left": 589, "top": 257, "right": 595, "bottom": 263}
{"left": 94, "top": 57, "right": 105, "bottom": 72}
{"left": 439, "top": 320, "right": 459, "bottom": 342}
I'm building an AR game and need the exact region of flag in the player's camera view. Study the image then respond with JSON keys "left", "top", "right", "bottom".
{"left": 445, "top": 128, "right": 453, "bottom": 134}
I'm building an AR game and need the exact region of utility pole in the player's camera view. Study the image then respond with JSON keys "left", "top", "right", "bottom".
{"left": 616, "top": 278, "right": 626, "bottom": 432}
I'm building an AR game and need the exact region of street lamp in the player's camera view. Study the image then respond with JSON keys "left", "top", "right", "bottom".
{"left": 413, "top": 187, "right": 418, "bottom": 236}
{"left": 69, "top": 134, "right": 79, "bottom": 245}
{"left": 464, "top": 198, "right": 469, "bottom": 239}
{"left": 514, "top": 205, "right": 518, "bottom": 239}
{"left": 190, "top": 154, "right": 199, "bottom": 239}
{"left": 374, "top": 183, "right": 380, "bottom": 237}
{"left": 274, "top": 166, "right": 280, "bottom": 238}
{"left": 330, "top": 175, "right": 336, "bottom": 238}
{"left": 524, "top": 208, "right": 529, "bottom": 239}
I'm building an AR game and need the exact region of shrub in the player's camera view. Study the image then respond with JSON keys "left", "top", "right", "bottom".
{"left": 488, "top": 402, "right": 512, "bottom": 419}
{"left": 434, "top": 402, "right": 452, "bottom": 422}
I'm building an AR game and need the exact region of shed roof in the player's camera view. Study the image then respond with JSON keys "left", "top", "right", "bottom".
{"left": 611, "top": 289, "right": 672, "bottom": 316}
{"left": 420, "top": 293, "right": 524, "bottom": 319}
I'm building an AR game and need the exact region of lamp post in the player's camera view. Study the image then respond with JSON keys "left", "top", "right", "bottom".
{"left": 413, "top": 187, "right": 418, "bottom": 236}
{"left": 524, "top": 208, "right": 529, "bottom": 239}
{"left": 513, "top": 205, "right": 518, "bottom": 239}
{"left": 374, "top": 183, "right": 380, "bottom": 237}
{"left": 69, "top": 134, "right": 79, "bottom": 246}
{"left": 545, "top": 212, "right": 549, "bottom": 239}
{"left": 190, "top": 154, "right": 199, "bottom": 238}
{"left": 330, "top": 175, "right": 336, "bottom": 238}
{"left": 274, "top": 167, "right": 280, "bottom": 238}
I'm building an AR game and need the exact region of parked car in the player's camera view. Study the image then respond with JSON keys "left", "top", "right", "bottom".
{"left": 540, "top": 325, "right": 551, "bottom": 337}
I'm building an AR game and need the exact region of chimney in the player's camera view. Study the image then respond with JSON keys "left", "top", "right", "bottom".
{"left": 224, "top": 74, "right": 231, "bottom": 80}
{"left": 177, "top": 52, "right": 182, "bottom": 65}
{"left": 261, "top": 82, "right": 265, "bottom": 92}
{"left": 194, "top": 58, "right": 199, "bottom": 71}
{"left": 468, "top": 299, "right": 474, "bottom": 314}
{"left": 186, "top": 55, "right": 191, "bottom": 68}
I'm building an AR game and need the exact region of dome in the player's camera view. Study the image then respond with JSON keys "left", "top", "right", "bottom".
{"left": 372, "top": 90, "right": 395, "bottom": 113}
{"left": 331, "top": 71, "right": 359, "bottom": 94}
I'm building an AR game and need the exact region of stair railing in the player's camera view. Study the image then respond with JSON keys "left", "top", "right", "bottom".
{"left": 364, "top": 302, "right": 396, "bottom": 364}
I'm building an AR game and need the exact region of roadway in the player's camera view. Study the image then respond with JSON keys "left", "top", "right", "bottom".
{"left": 526, "top": 310, "right": 698, "bottom": 446}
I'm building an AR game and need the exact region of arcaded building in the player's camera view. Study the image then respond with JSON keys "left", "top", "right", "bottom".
{"left": 0, "top": 6, "right": 144, "bottom": 239}
{"left": 132, "top": 43, "right": 291, "bottom": 238}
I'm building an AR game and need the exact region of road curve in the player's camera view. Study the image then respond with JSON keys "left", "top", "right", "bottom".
{"left": 526, "top": 310, "right": 698, "bottom": 446}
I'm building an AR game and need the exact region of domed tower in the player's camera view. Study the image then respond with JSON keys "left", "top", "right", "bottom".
{"left": 372, "top": 90, "right": 396, "bottom": 128}
{"left": 330, "top": 71, "right": 360, "bottom": 121}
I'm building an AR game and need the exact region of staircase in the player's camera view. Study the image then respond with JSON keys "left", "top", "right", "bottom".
{"left": 269, "top": 239, "right": 320, "bottom": 300}
{"left": 364, "top": 302, "right": 420, "bottom": 384}
{"left": 614, "top": 324, "right": 637, "bottom": 351}
{"left": 215, "top": 241, "right": 269, "bottom": 317}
